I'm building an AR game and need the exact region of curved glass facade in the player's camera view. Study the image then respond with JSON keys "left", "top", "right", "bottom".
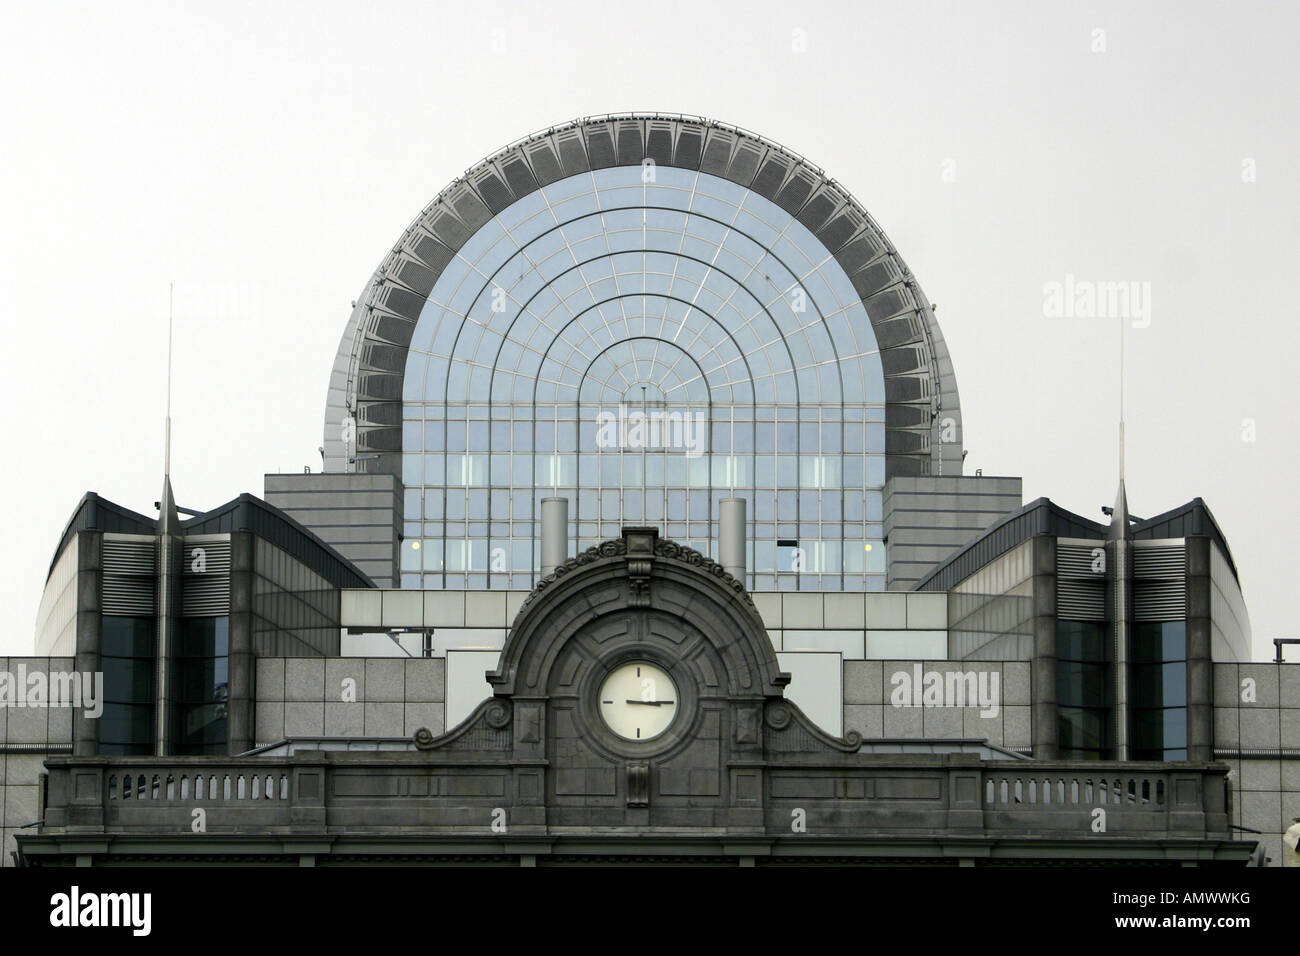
{"left": 398, "top": 165, "right": 890, "bottom": 592}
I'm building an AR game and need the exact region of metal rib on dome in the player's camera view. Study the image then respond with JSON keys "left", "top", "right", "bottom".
{"left": 323, "top": 113, "right": 962, "bottom": 478}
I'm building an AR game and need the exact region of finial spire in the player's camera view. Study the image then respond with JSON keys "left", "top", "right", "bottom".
{"left": 159, "top": 283, "right": 180, "bottom": 534}
{"left": 1110, "top": 315, "right": 1129, "bottom": 540}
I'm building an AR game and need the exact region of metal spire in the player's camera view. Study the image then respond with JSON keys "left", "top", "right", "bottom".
{"left": 1119, "top": 311, "right": 1126, "bottom": 484}
{"left": 159, "top": 283, "right": 180, "bottom": 535}
{"left": 1110, "top": 314, "right": 1131, "bottom": 760}
{"left": 166, "top": 281, "right": 173, "bottom": 479}
{"left": 157, "top": 282, "right": 180, "bottom": 755}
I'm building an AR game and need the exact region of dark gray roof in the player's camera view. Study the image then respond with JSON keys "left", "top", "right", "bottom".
{"left": 915, "top": 494, "right": 1241, "bottom": 593}
{"left": 47, "top": 492, "right": 156, "bottom": 578}
{"left": 182, "top": 493, "right": 375, "bottom": 589}
{"left": 47, "top": 491, "right": 375, "bottom": 590}
{"left": 915, "top": 497, "right": 1106, "bottom": 592}
{"left": 1131, "top": 497, "right": 1239, "bottom": 580}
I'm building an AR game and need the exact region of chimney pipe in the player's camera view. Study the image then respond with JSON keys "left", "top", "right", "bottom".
{"left": 719, "top": 498, "right": 746, "bottom": 582}
{"left": 540, "top": 497, "right": 569, "bottom": 576}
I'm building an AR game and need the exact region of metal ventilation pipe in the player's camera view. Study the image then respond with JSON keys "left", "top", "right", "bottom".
{"left": 540, "top": 497, "right": 569, "bottom": 575}
{"left": 719, "top": 498, "right": 746, "bottom": 582}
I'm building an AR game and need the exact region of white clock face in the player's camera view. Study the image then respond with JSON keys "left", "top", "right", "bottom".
{"left": 598, "top": 661, "right": 679, "bottom": 741}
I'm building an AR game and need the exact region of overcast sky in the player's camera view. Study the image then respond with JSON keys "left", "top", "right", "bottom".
{"left": 1, "top": 0, "right": 1295, "bottom": 659}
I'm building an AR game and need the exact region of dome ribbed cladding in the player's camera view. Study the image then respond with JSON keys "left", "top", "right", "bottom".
{"left": 323, "top": 113, "right": 962, "bottom": 478}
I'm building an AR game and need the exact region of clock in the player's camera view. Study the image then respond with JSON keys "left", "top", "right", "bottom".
{"left": 597, "top": 661, "right": 679, "bottom": 741}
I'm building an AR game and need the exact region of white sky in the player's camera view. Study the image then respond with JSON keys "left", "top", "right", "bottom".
{"left": 1, "top": 0, "right": 1295, "bottom": 659}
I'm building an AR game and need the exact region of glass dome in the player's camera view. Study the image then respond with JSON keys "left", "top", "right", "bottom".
{"left": 323, "top": 115, "right": 963, "bottom": 593}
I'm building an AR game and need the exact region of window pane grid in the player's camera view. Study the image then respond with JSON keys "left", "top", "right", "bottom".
{"left": 400, "top": 167, "right": 889, "bottom": 590}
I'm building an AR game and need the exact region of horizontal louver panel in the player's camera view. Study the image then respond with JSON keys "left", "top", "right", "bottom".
{"left": 1057, "top": 545, "right": 1105, "bottom": 576}
{"left": 103, "top": 540, "right": 157, "bottom": 615}
{"left": 1057, "top": 580, "right": 1106, "bottom": 620}
{"left": 1132, "top": 545, "right": 1185, "bottom": 621}
{"left": 1056, "top": 545, "right": 1106, "bottom": 620}
{"left": 1133, "top": 581, "right": 1185, "bottom": 620}
{"left": 1133, "top": 547, "right": 1185, "bottom": 579}
{"left": 103, "top": 540, "right": 156, "bottom": 573}
{"left": 183, "top": 541, "right": 231, "bottom": 616}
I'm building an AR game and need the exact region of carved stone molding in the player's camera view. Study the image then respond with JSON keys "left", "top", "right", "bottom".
{"left": 515, "top": 527, "right": 755, "bottom": 621}
{"left": 413, "top": 699, "right": 512, "bottom": 751}
{"left": 764, "top": 700, "right": 863, "bottom": 754}
{"left": 627, "top": 763, "right": 650, "bottom": 807}
{"left": 516, "top": 538, "right": 627, "bottom": 616}
{"left": 496, "top": 524, "right": 787, "bottom": 701}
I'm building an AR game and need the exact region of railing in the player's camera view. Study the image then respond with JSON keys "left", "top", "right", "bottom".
{"left": 972, "top": 762, "right": 1230, "bottom": 842}
{"left": 35, "top": 754, "right": 1232, "bottom": 841}
{"left": 108, "top": 770, "right": 290, "bottom": 803}
{"left": 985, "top": 773, "right": 1167, "bottom": 809}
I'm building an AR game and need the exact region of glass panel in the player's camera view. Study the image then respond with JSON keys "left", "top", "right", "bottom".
{"left": 398, "top": 167, "right": 895, "bottom": 594}
{"left": 172, "top": 616, "right": 229, "bottom": 756}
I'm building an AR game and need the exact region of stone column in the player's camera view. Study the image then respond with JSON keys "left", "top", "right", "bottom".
{"left": 73, "top": 531, "right": 102, "bottom": 757}
{"left": 227, "top": 531, "right": 255, "bottom": 756}
{"left": 1029, "top": 535, "right": 1058, "bottom": 758}
{"left": 1184, "top": 536, "right": 1213, "bottom": 762}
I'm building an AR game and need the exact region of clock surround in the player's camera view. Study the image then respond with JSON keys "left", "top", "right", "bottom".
{"left": 572, "top": 636, "right": 704, "bottom": 761}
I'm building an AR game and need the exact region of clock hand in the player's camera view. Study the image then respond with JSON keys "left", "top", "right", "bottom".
{"left": 625, "top": 699, "right": 675, "bottom": 706}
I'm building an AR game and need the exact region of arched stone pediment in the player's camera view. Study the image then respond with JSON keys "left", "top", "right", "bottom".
{"left": 488, "top": 526, "right": 789, "bottom": 701}
{"left": 413, "top": 526, "right": 862, "bottom": 829}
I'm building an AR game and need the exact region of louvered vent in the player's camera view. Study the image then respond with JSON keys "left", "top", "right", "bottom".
{"left": 1133, "top": 547, "right": 1185, "bottom": 578}
{"left": 103, "top": 539, "right": 157, "bottom": 616}
{"left": 183, "top": 541, "right": 231, "bottom": 616}
{"left": 1133, "top": 545, "right": 1185, "bottom": 621}
{"left": 1057, "top": 545, "right": 1106, "bottom": 621}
